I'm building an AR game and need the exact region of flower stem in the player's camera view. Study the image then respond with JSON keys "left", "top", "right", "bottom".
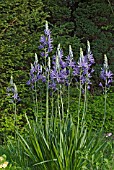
{"left": 35, "top": 81, "right": 38, "bottom": 122}
{"left": 13, "top": 100, "right": 17, "bottom": 140}
{"left": 81, "top": 83, "right": 87, "bottom": 134}
{"left": 102, "top": 82, "right": 107, "bottom": 128}
{"left": 46, "top": 70, "right": 49, "bottom": 136}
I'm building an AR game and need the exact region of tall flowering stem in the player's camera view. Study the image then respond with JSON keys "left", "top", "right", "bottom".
{"left": 45, "top": 57, "right": 51, "bottom": 136}
{"left": 76, "top": 41, "right": 95, "bottom": 133}
{"left": 99, "top": 54, "right": 113, "bottom": 127}
{"left": 7, "top": 75, "right": 20, "bottom": 139}
{"left": 38, "top": 21, "right": 53, "bottom": 132}
{"left": 39, "top": 21, "right": 53, "bottom": 68}
{"left": 66, "top": 45, "right": 76, "bottom": 115}
{"left": 50, "top": 44, "right": 67, "bottom": 119}
{"left": 27, "top": 21, "right": 53, "bottom": 126}
{"left": 27, "top": 53, "right": 46, "bottom": 121}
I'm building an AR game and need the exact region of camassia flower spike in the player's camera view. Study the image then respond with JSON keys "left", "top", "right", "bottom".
{"left": 39, "top": 21, "right": 53, "bottom": 57}
{"left": 27, "top": 53, "right": 46, "bottom": 88}
{"left": 99, "top": 54, "right": 113, "bottom": 89}
{"left": 7, "top": 75, "right": 20, "bottom": 102}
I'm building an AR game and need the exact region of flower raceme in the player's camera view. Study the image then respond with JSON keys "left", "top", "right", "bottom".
{"left": 7, "top": 75, "right": 20, "bottom": 102}
{"left": 75, "top": 43, "right": 95, "bottom": 90}
{"left": 50, "top": 41, "right": 95, "bottom": 91}
{"left": 27, "top": 43, "right": 95, "bottom": 92}
{"left": 27, "top": 53, "right": 46, "bottom": 88}
{"left": 66, "top": 45, "right": 76, "bottom": 72}
{"left": 38, "top": 21, "right": 53, "bottom": 57}
{"left": 49, "top": 44, "right": 69, "bottom": 90}
{"left": 99, "top": 54, "right": 113, "bottom": 89}
{"left": 27, "top": 21, "right": 95, "bottom": 92}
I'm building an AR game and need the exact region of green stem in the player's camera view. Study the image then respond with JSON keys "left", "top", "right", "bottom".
{"left": 13, "top": 100, "right": 17, "bottom": 139}
{"left": 46, "top": 70, "right": 49, "bottom": 136}
{"left": 50, "top": 91, "right": 54, "bottom": 128}
{"left": 35, "top": 81, "right": 38, "bottom": 122}
{"left": 51, "top": 91, "right": 54, "bottom": 117}
{"left": 57, "top": 89, "right": 61, "bottom": 120}
{"left": 78, "top": 79, "right": 82, "bottom": 125}
{"left": 102, "top": 81, "right": 107, "bottom": 128}
{"left": 81, "top": 83, "right": 87, "bottom": 134}
{"left": 60, "top": 85, "right": 64, "bottom": 119}
{"left": 67, "top": 83, "right": 70, "bottom": 116}
{"left": 77, "top": 73, "right": 82, "bottom": 139}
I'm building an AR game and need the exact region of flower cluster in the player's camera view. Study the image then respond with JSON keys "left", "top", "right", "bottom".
{"left": 66, "top": 45, "right": 76, "bottom": 69}
{"left": 73, "top": 41, "right": 95, "bottom": 90}
{"left": 27, "top": 22, "right": 96, "bottom": 92}
{"left": 7, "top": 75, "right": 20, "bottom": 102}
{"left": 99, "top": 54, "right": 113, "bottom": 89}
{"left": 49, "top": 44, "right": 69, "bottom": 90}
{"left": 65, "top": 45, "right": 77, "bottom": 84}
{"left": 27, "top": 53, "right": 46, "bottom": 88}
{"left": 38, "top": 21, "right": 53, "bottom": 57}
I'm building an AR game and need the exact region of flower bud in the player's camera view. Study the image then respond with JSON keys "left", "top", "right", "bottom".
{"left": 48, "top": 57, "right": 51, "bottom": 70}
{"left": 69, "top": 45, "right": 73, "bottom": 59}
{"left": 80, "top": 48, "right": 84, "bottom": 62}
{"left": 87, "top": 40, "right": 90, "bottom": 54}
{"left": 104, "top": 54, "right": 108, "bottom": 69}
{"left": 45, "top": 21, "right": 48, "bottom": 31}
{"left": 14, "top": 83, "right": 17, "bottom": 93}
{"left": 35, "top": 53, "right": 38, "bottom": 64}
{"left": 10, "top": 75, "right": 13, "bottom": 85}
{"left": 56, "top": 44, "right": 60, "bottom": 70}
{"left": 31, "top": 63, "right": 34, "bottom": 70}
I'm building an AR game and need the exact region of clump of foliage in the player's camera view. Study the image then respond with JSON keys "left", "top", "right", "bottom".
{"left": 1, "top": 21, "right": 113, "bottom": 170}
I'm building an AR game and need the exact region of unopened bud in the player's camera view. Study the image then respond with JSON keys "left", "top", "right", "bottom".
{"left": 10, "top": 75, "right": 13, "bottom": 85}
{"left": 31, "top": 63, "right": 34, "bottom": 69}
{"left": 104, "top": 54, "right": 108, "bottom": 73}
{"left": 14, "top": 83, "right": 17, "bottom": 93}
{"left": 80, "top": 48, "right": 84, "bottom": 62}
{"left": 56, "top": 44, "right": 60, "bottom": 70}
{"left": 45, "top": 21, "right": 48, "bottom": 31}
{"left": 87, "top": 40, "right": 90, "bottom": 54}
{"left": 40, "top": 65, "right": 42, "bottom": 73}
{"left": 69, "top": 45, "right": 73, "bottom": 59}
{"left": 57, "top": 44, "right": 61, "bottom": 57}
{"left": 35, "top": 53, "right": 38, "bottom": 64}
{"left": 48, "top": 57, "right": 51, "bottom": 70}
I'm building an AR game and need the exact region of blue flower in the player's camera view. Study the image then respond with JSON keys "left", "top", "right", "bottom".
{"left": 27, "top": 54, "right": 46, "bottom": 88}
{"left": 76, "top": 42, "right": 95, "bottom": 89}
{"left": 66, "top": 55, "right": 76, "bottom": 68}
{"left": 100, "top": 55, "right": 113, "bottom": 88}
{"left": 38, "top": 21, "right": 53, "bottom": 57}
{"left": 7, "top": 76, "right": 20, "bottom": 102}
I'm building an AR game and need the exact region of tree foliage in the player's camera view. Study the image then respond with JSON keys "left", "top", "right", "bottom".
{"left": 0, "top": 0, "right": 48, "bottom": 83}
{"left": 73, "top": 0, "right": 114, "bottom": 63}
{"left": 0, "top": 0, "right": 48, "bottom": 141}
{"left": 44, "top": 0, "right": 114, "bottom": 67}
{"left": 43, "top": 0, "right": 81, "bottom": 57}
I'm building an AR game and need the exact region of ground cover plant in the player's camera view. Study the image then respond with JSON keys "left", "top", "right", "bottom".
{"left": 0, "top": 21, "right": 114, "bottom": 169}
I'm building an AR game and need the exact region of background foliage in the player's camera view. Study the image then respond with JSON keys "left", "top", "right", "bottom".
{"left": 44, "top": 0, "right": 114, "bottom": 64}
{"left": 0, "top": 0, "right": 48, "bottom": 142}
